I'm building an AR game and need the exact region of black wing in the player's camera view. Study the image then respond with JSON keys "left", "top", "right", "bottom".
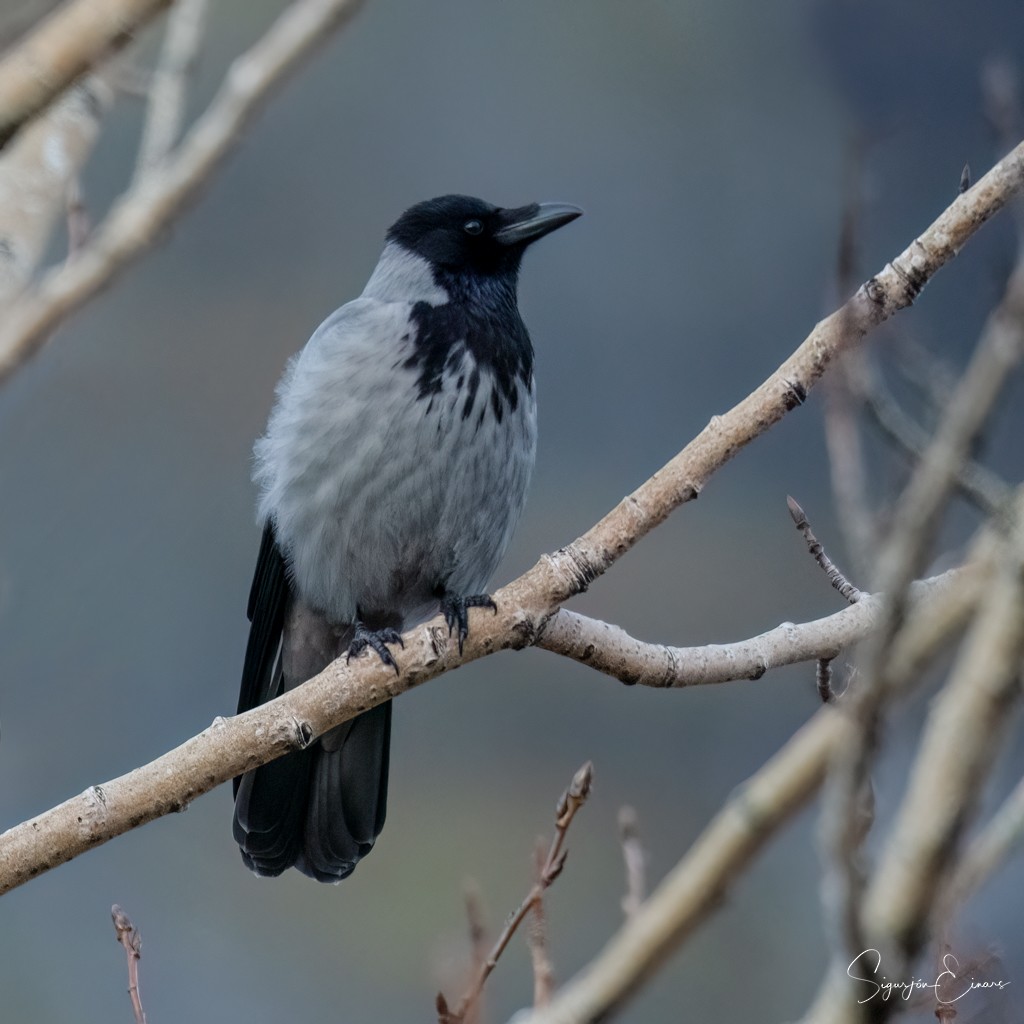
{"left": 232, "top": 521, "right": 393, "bottom": 880}
{"left": 237, "top": 520, "right": 289, "bottom": 715}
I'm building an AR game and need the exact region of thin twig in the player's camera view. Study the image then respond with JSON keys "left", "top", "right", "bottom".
{"left": 527, "top": 839, "right": 556, "bottom": 1009}
{"left": 451, "top": 762, "right": 593, "bottom": 1023}
{"left": 855, "top": 360, "right": 1013, "bottom": 517}
{"left": 787, "top": 497, "right": 864, "bottom": 603}
{"left": 816, "top": 659, "right": 834, "bottom": 703}
{"left": 618, "top": 806, "right": 646, "bottom": 919}
{"left": 132, "top": 0, "right": 209, "bottom": 183}
{"left": 462, "top": 881, "right": 487, "bottom": 1024}
{"left": 891, "top": 330, "right": 958, "bottom": 411}
{"left": 111, "top": 904, "right": 146, "bottom": 1024}
{"left": 821, "top": 142, "right": 876, "bottom": 578}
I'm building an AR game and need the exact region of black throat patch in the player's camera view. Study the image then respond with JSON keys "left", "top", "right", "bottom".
{"left": 401, "top": 271, "right": 534, "bottom": 424}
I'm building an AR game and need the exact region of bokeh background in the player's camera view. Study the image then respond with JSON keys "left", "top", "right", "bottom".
{"left": 2, "top": 1, "right": 1024, "bottom": 1021}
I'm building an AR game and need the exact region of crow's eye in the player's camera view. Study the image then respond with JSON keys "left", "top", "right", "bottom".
{"left": 463, "top": 219, "right": 484, "bottom": 236}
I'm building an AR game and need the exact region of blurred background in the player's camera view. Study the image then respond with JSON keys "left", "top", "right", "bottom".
{"left": 2, "top": 0, "right": 1024, "bottom": 1021}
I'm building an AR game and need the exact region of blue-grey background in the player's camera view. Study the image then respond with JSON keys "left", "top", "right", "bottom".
{"left": 2, "top": 1, "right": 1023, "bottom": 1021}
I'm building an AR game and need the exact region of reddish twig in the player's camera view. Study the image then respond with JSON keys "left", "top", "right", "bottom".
{"left": 462, "top": 881, "right": 487, "bottom": 1024}
{"left": 527, "top": 839, "right": 556, "bottom": 1008}
{"left": 441, "top": 762, "right": 594, "bottom": 1023}
{"left": 110, "top": 904, "right": 146, "bottom": 1024}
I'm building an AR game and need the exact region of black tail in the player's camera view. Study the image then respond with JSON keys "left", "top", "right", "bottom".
{"left": 233, "top": 702, "right": 391, "bottom": 881}
{"left": 232, "top": 522, "right": 391, "bottom": 881}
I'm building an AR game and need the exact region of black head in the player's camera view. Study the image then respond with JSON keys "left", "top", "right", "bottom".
{"left": 386, "top": 194, "right": 582, "bottom": 277}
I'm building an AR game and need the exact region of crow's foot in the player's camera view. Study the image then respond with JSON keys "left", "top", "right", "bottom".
{"left": 346, "top": 623, "right": 404, "bottom": 674}
{"left": 440, "top": 594, "right": 497, "bottom": 655}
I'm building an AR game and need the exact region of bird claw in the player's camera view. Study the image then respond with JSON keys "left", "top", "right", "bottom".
{"left": 440, "top": 594, "right": 497, "bottom": 655}
{"left": 347, "top": 624, "right": 404, "bottom": 674}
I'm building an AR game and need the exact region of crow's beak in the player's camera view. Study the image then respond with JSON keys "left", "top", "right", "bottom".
{"left": 494, "top": 202, "right": 583, "bottom": 246}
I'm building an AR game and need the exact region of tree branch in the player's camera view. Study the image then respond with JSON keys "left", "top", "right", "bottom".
{"left": 131, "top": 0, "right": 208, "bottom": 183}
{"left": 0, "top": 139, "right": 1021, "bottom": 897}
{"left": 0, "top": 0, "right": 367, "bottom": 383}
{"left": 535, "top": 567, "right": 962, "bottom": 688}
{"left": 0, "top": 0, "right": 174, "bottom": 152}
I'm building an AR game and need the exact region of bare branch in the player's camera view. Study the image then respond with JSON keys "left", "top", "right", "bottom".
{"left": 0, "top": 0, "right": 367, "bottom": 383}
{"left": 786, "top": 496, "right": 864, "bottom": 603}
{"left": 891, "top": 331, "right": 958, "bottom": 411}
{"left": 131, "top": 0, "right": 208, "bottom": 183}
{"left": 462, "top": 881, "right": 488, "bottom": 1024}
{"left": 821, "top": 145, "right": 876, "bottom": 577}
{"left": 111, "top": 904, "right": 147, "bottom": 1024}
{"left": 527, "top": 840, "right": 556, "bottom": 1009}
{"left": 0, "top": 142, "right": 1021, "bottom": 895}
{"left": 535, "top": 567, "right": 966, "bottom": 688}
{"left": 0, "top": 0, "right": 173, "bottom": 151}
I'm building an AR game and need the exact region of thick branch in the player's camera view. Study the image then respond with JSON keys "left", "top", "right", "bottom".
{"left": 0, "top": 140, "right": 1021, "bottom": 896}
{"left": 0, "top": 0, "right": 174, "bottom": 151}
{"left": 0, "top": 0, "right": 366, "bottom": 383}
